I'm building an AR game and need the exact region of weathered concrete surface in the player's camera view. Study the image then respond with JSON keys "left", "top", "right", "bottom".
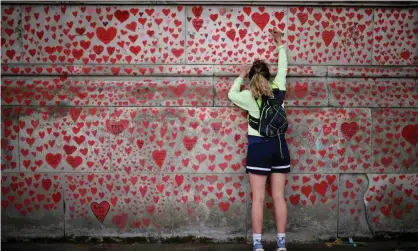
{"left": 1, "top": 77, "right": 214, "bottom": 107}
{"left": 214, "top": 65, "right": 327, "bottom": 77}
{"left": 215, "top": 77, "right": 328, "bottom": 107}
{"left": 18, "top": 6, "right": 186, "bottom": 64}
{"left": 107, "top": 107, "right": 248, "bottom": 174}
{"left": 372, "top": 8, "right": 418, "bottom": 65}
{"left": 64, "top": 173, "right": 247, "bottom": 240}
{"left": 328, "top": 78, "right": 418, "bottom": 108}
{"left": 2, "top": 242, "right": 418, "bottom": 251}
{"left": 1, "top": 173, "right": 64, "bottom": 238}
{"left": 1, "top": 107, "right": 19, "bottom": 172}
{"left": 247, "top": 174, "right": 338, "bottom": 242}
{"left": 371, "top": 109, "right": 417, "bottom": 173}
{"left": 365, "top": 174, "right": 418, "bottom": 234}
{"left": 17, "top": 107, "right": 111, "bottom": 172}
{"left": 327, "top": 66, "right": 418, "bottom": 78}
{"left": 1, "top": 3, "right": 418, "bottom": 241}
{"left": 338, "top": 174, "right": 372, "bottom": 238}
{"left": 287, "top": 7, "right": 373, "bottom": 65}
{"left": 285, "top": 108, "right": 372, "bottom": 173}
{"left": 0, "top": 65, "right": 216, "bottom": 76}
{"left": 185, "top": 6, "right": 288, "bottom": 64}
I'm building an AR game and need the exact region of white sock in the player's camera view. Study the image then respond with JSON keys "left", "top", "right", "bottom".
{"left": 277, "top": 233, "right": 286, "bottom": 245}
{"left": 253, "top": 233, "right": 262, "bottom": 245}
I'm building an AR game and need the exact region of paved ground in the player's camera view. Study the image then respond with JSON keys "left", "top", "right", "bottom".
{"left": 1, "top": 242, "right": 418, "bottom": 251}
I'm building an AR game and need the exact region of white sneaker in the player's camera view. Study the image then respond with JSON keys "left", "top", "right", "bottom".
{"left": 253, "top": 243, "right": 264, "bottom": 251}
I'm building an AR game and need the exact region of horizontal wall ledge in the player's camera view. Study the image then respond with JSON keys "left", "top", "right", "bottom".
{"left": 1, "top": 64, "right": 327, "bottom": 77}
{"left": 328, "top": 78, "right": 418, "bottom": 108}
{"left": 4, "top": 64, "right": 418, "bottom": 77}
{"left": 1, "top": 76, "right": 328, "bottom": 107}
{"left": 1, "top": 76, "right": 215, "bottom": 107}
{"left": 328, "top": 66, "right": 418, "bottom": 78}
{"left": 3, "top": 1, "right": 418, "bottom": 7}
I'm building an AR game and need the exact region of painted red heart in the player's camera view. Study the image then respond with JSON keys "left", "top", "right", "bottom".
{"left": 152, "top": 150, "right": 167, "bottom": 168}
{"left": 341, "top": 122, "right": 358, "bottom": 140}
{"left": 66, "top": 156, "right": 83, "bottom": 169}
{"left": 106, "top": 119, "right": 129, "bottom": 135}
{"left": 91, "top": 201, "right": 110, "bottom": 222}
{"left": 192, "top": 18, "right": 203, "bottom": 31}
{"left": 42, "top": 178, "right": 52, "bottom": 191}
{"left": 112, "top": 213, "right": 128, "bottom": 228}
{"left": 293, "top": 81, "right": 308, "bottom": 98}
{"left": 96, "top": 27, "right": 117, "bottom": 44}
{"left": 401, "top": 124, "right": 417, "bottom": 146}
{"left": 218, "top": 201, "right": 230, "bottom": 212}
{"left": 289, "top": 194, "right": 300, "bottom": 206}
{"left": 314, "top": 180, "right": 328, "bottom": 197}
{"left": 45, "top": 153, "right": 62, "bottom": 169}
{"left": 297, "top": 12, "right": 308, "bottom": 25}
{"left": 171, "top": 48, "right": 184, "bottom": 58}
{"left": 192, "top": 6, "right": 203, "bottom": 18}
{"left": 301, "top": 185, "right": 312, "bottom": 198}
{"left": 114, "top": 10, "right": 129, "bottom": 23}
{"left": 322, "top": 30, "right": 335, "bottom": 47}
{"left": 226, "top": 29, "right": 236, "bottom": 41}
{"left": 251, "top": 12, "right": 270, "bottom": 31}
{"left": 52, "top": 192, "right": 61, "bottom": 203}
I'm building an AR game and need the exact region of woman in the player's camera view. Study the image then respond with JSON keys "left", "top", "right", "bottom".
{"left": 228, "top": 27, "right": 289, "bottom": 251}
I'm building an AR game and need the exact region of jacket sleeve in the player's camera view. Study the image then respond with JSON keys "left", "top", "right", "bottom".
{"left": 228, "top": 77, "right": 256, "bottom": 111}
{"left": 272, "top": 45, "right": 288, "bottom": 91}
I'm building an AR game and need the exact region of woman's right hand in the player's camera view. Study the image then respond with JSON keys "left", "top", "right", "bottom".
{"left": 272, "top": 27, "right": 283, "bottom": 46}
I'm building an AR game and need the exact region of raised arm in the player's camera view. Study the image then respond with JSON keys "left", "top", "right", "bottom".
{"left": 272, "top": 28, "right": 288, "bottom": 91}
{"left": 228, "top": 65, "right": 255, "bottom": 111}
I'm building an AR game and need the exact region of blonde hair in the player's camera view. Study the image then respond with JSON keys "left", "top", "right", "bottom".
{"left": 248, "top": 60, "right": 273, "bottom": 99}
{"left": 250, "top": 73, "right": 273, "bottom": 99}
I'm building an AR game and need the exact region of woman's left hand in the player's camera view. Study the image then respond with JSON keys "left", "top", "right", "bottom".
{"left": 239, "top": 65, "right": 250, "bottom": 78}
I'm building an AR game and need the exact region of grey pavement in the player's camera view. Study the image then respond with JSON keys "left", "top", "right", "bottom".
{"left": 1, "top": 242, "right": 418, "bottom": 251}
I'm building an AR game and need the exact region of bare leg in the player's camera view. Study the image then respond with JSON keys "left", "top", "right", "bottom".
{"left": 249, "top": 173, "right": 268, "bottom": 234}
{"left": 271, "top": 173, "right": 287, "bottom": 233}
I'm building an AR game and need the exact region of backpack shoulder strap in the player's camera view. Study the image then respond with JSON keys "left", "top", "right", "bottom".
{"left": 254, "top": 97, "right": 261, "bottom": 109}
{"left": 247, "top": 97, "right": 262, "bottom": 131}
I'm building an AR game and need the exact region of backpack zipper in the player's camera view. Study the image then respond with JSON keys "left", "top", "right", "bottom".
{"left": 265, "top": 107, "right": 271, "bottom": 118}
{"left": 278, "top": 111, "right": 287, "bottom": 133}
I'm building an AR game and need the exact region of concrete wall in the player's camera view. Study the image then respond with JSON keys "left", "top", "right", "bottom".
{"left": 1, "top": 3, "right": 417, "bottom": 242}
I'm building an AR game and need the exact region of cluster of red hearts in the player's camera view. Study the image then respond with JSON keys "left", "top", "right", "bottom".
{"left": 366, "top": 174, "right": 418, "bottom": 226}
{"left": 329, "top": 78, "right": 417, "bottom": 107}
{"left": 215, "top": 77, "right": 328, "bottom": 107}
{"left": 8, "top": 106, "right": 414, "bottom": 174}
{"left": 1, "top": 77, "right": 214, "bottom": 106}
{"left": 372, "top": 109, "right": 417, "bottom": 173}
{"left": 3, "top": 6, "right": 186, "bottom": 64}
{"left": 2, "top": 6, "right": 417, "bottom": 65}
{"left": 2, "top": 106, "right": 417, "bottom": 230}
{"left": 2, "top": 171, "right": 416, "bottom": 231}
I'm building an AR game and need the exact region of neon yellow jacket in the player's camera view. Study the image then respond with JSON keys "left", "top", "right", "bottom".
{"left": 228, "top": 45, "right": 288, "bottom": 137}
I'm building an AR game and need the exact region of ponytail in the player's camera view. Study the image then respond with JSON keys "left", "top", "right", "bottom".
{"left": 250, "top": 73, "right": 273, "bottom": 99}
{"left": 249, "top": 60, "right": 273, "bottom": 98}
